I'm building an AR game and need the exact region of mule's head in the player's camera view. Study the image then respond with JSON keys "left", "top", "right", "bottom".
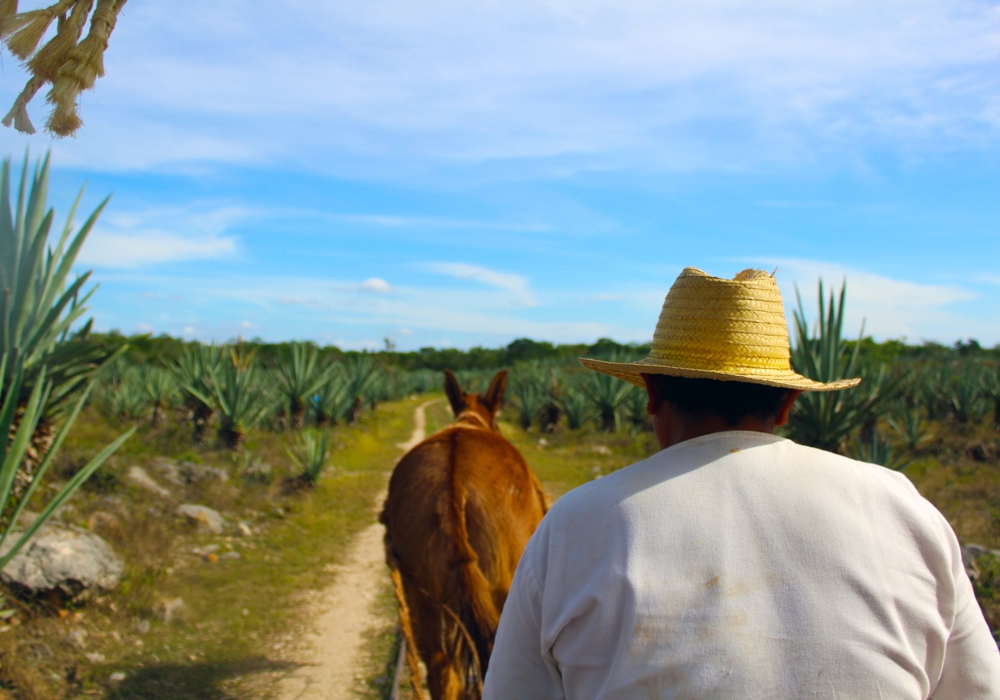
{"left": 444, "top": 369, "right": 507, "bottom": 432}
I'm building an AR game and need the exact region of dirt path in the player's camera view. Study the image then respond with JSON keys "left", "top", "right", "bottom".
{"left": 276, "top": 399, "right": 439, "bottom": 700}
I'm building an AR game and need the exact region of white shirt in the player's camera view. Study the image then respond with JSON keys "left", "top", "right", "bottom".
{"left": 484, "top": 431, "right": 1000, "bottom": 700}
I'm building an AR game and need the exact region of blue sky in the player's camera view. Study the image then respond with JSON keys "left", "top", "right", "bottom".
{"left": 2, "top": 1, "right": 1000, "bottom": 350}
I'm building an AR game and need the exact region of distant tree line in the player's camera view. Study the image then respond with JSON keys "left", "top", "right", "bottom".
{"left": 91, "top": 330, "right": 999, "bottom": 371}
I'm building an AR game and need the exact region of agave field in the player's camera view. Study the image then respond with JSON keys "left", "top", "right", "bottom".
{"left": 2, "top": 153, "right": 1000, "bottom": 698}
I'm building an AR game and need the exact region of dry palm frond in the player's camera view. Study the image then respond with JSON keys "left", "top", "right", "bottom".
{"left": 0, "top": 0, "right": 19, "bottom": 21}
{"left": 2, "top": 0, "right": 74, "bottom": 59}
{"left": 29, "top": 0, "right": 92, "bottom": 81}
{"left": 1, "top": 0, "right": 127, "bottom": 138}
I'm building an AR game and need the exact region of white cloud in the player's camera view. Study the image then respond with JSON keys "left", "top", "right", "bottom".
{"left": 79, "top": 231, "right": 236, "bottom": 268}
{"left": 426, "top": 263, "right": 537, "bottom": 307}
{"left": 77, "top": 206, "right": 245, "bottom": 268}
{"left": 3, "top": 2, "right": 1000, "bottom": 174}
{"left": 355, "top": 278, "right": 393, "bottom": 293}
{"left": 761, "top": 258, "right": 977, "bottom": 341}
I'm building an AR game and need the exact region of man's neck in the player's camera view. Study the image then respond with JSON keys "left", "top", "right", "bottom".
{"left": 654, "top": 412, "right": 775, "bottom": 451}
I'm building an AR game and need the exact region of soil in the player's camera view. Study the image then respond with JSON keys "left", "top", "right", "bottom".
{"left": 275, "top": 399, "right": 438, "bottom": 700}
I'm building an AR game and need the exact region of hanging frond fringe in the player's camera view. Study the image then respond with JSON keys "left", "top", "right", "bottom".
{"left": 0, "top": 0, "right": 19, "bottom": 21}
{"left": 2, "top": 74, "right": 44, "bottom": 134}
{"left": 1, "top": 0, "right": 126, "bottom": 137}
{"left": 29, "top": 0, "right": 92, "bottom": 82}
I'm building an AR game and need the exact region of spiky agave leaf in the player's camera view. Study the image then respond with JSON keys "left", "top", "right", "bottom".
{"left": 170, "top": 344, "right": 220, "bottom": 442}
{"left": 554, "top": 378, "right": 596, "bottom": 431}
{"left": 785, "top": 280, "right": 900, "bottom": 453}
{"left": 509, "top": 363, "right": 547, "bottom": 430}
{"left": 285, "top": 428, "right": 333, "bottom": 485}
{"left": 0, "top": 153, "right": 132, "bottom": 557}
{"left": 947, "top": 364, "right": 988, "bottom": 423}
{"left": 207, "top": 346, "right": 272, "bottom": 450}
{"left": 848, "top": 430, "right": 910, "bottom": 472}
{"left": 621, "top": 384, "right": 650, "bottom": 435}
{"left": 311, "top": 364, "right": 352, "bottom": 426}
{"left": 342, "top": 355, "right": 379, "bottom": 423}
{"left": 886, "top": 405, "right": 932, "bottom": 452}
{"left": 982, "top": 366, "right": 1000, "bottom": 429}
{"left": 273, "top": 342, "right": 332, "bottom": 430}
{"left": 580, "top": 353, "right": 633, "bottom": 432}
{"left": 141, "top": 365, "right": 176, "bottom": 427}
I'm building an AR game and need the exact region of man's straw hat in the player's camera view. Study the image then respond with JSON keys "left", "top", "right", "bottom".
{"left": 580, "top": 267, "right": 860, "bottom": 392}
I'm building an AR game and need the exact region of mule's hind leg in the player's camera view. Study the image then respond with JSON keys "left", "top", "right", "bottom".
{"left": 425, "top": 651, "right": 464, "bottom": 700}
{"left": 409, "top": 595, "right": 464, "bottom": 700}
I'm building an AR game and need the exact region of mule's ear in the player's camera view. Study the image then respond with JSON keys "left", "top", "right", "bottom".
{"left": 443, "top": 369, "right": 465, "bottom": 415}
{"left": 484, "top": 370, "right": 508, "bottom": 414}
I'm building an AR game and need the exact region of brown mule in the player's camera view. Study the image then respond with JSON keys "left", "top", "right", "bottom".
{"left": 381, "top": 370, "right": 548, "bottom": 700}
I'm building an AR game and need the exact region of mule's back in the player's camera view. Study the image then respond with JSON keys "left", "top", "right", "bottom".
{"left": 385, "top": 422, "right": 546, "bottom": 609}
{"left": 381, "top": 370, "right": 548, "bottom": 699}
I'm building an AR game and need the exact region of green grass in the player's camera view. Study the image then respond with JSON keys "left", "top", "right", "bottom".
{"left": 2, "top": 398, "right": 417, "bottom": 700}
{"left": 7, "top": 394, "right": 999, "bottom": 700}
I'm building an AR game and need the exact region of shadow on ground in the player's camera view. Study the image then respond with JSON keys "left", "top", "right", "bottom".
{"left": 109, "top": 656, "right": 298, "bottom": 699}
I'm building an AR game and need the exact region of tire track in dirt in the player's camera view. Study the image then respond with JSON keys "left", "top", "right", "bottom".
{"left": 276, "top": 399, "right": 439, "bottom": 700}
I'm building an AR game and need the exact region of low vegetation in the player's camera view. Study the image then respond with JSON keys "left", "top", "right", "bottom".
{"left": 2, "top": 154, "right": 998, "bottom": 698}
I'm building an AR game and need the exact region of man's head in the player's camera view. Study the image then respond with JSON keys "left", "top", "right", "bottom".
{"left": 643, "top": 373, "right": 800, "bottom": 449}
{"left": 577, "top": 267, "right": 858, "bottom": 449}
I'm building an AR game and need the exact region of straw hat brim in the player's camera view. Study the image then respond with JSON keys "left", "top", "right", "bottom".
{"left": 579, "top": 357, "right": 861, "bottom": 392}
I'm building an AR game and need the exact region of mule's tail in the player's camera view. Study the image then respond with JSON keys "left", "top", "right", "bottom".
{"left": 446, "top": 476, "right": 501, "bottom": 678}
{"left": 384, "top": 529, "right": 427, "bottom": 700}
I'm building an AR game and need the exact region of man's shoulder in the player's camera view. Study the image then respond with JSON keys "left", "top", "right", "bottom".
{"left": 546, "top": 432, "right": 927, "bottom": 520}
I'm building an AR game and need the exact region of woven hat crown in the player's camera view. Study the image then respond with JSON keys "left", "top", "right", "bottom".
{"left": 651, "top": 267, "right": 789, "bottom": 375}
{"left": 579, "top": 267, "right": 859, "bottom": 391}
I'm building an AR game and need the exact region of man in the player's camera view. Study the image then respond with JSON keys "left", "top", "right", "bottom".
{"left": 483, "top": 267, "right": 1000, "bottom": 699}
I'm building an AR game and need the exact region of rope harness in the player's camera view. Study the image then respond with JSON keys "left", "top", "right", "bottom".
{"left": 387, "top": 546, "right": 486, "bottom": 698}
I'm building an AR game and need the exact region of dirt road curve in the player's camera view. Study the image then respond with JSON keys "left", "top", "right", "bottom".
{"left": 277, "top": 399, "right": 438, "bottom": 700}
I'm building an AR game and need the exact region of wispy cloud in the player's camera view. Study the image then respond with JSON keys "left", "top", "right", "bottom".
{"left": 329, "top": 213, "right": 549, "bottom": 232}
{"left": 974, "top": 273, "right": 1000, "bottom": 286}
{"left": 78, "top": 206, "right": 245, "bottom": 268}
{"left": 99, "top": 272, "right": 615, "bottom": 344}
{"left": 760, "top": 258, "right": 977, "bottom": 342}
{"left": 4, "top": 2, "right": 1000, "bottom": 174}
{"left": 425, "top": 263, "right": 537, "bottom": 307}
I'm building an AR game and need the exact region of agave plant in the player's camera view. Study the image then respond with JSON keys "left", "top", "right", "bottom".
{"left": 554, "top": 380, "right": 596, "bottom": 430}
{"left": 30, "top": 317, "right": 118, "bottom": 424}
{"left": 0, "top": 153, "right": 134, "bottom": 567}
{"left": 207, "top": 346, "right": 272, "bottom": 449}
{"left": 141, "top": 365, "right": 177, "bottom": 427}
{"left": 887, "top": 405, "right": 932, "bottom": 452}
{"left": 311, "top": 366, "right": 353, "bottom": 425}
{"left": 982, "top": 366, "right": 1000, "bottom": 430}
{"left": 170, "top": 344, "right": 221, "bottom": 442}
{"left": 285, "top": 428, "right": 333, "bottom": 486}
{"left": 363, "top": 368, "right": 393, "bottom": 410}
{"left": 342, "top": 355, "right": 379, "bottom": 423}
{"left": 785, "top": 281, "right": 900, "bottom": 453}
{"left": 510, "top": 364, "right": 547, "bottom": 430}
{"left": 621, "top": 384, "right": 650, "bottom": 435}
{"left": 947, "top": 365, "right": 987, "bottom": 423}
{"left": 581, "top": 368, "right": 630, "bottom": 432}
{"left": 848, "top": 431, "right": 910, "bottom": 472}
{"left": 916, "top": 365, "right": 950, "bottom": 420}
{"left": 274, "top": 342, "right": 333, "bottom": 430}
{"left": 402, "top": 369, "right": 438, "bottom": 395}
{"left": 105, "top": 367, "right": 148, "bottom": 421}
